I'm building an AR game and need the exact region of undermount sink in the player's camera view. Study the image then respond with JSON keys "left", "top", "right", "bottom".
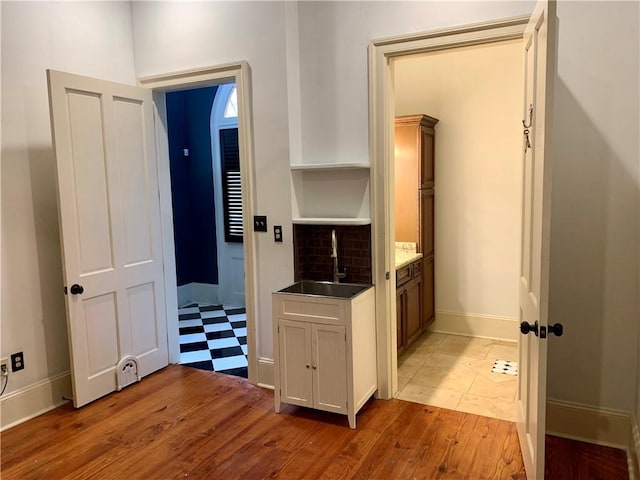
{"left": 277, "top": 281, "right": 372, "bottom": 299}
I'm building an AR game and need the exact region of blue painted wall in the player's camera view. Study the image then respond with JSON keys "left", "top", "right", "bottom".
{"left": 166, "top": 86, "right": 219, "bottom": 286}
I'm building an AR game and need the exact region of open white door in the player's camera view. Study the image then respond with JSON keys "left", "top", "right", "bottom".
{"left": 47, "top": 70, "right": 168, "bottom": 407}
{"left": 516, "top": 1, "right": 557, "bottom": 478}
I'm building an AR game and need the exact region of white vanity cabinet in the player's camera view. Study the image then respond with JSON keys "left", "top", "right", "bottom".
{"left": 272, "top": 286, "right": 376, "bottom": 429}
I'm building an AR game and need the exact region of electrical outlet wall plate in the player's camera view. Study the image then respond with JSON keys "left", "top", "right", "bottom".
{"left": 0, "top": 357, "right": 8, "bottom": 376}
{"left": 10, "top": 352, "right": 24, "bottom": 372}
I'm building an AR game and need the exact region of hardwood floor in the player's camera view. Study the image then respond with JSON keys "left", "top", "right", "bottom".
{"left": 545, "top": 435, "right": 629, "bottom": 480}
{"left": 1, "top": 365, "right": 526, "bottom": 479}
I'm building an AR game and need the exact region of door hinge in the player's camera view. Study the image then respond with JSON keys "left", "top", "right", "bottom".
{"left": 64, "top": 286, "right": 68, "bottom": 295}
{"left": 386, "top": 271, "right": 390, "bottom": 280}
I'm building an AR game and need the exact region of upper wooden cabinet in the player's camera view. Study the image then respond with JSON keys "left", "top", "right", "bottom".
{"left": 395, "top": 114, "right": 438, "bottom": 252}
{"left": 395, "top": 115, "right": 438, "bottom": 191}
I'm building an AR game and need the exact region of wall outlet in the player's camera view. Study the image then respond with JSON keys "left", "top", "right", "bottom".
{"left": 0, "top": 358, "right": 8, "bottom": 377}
{"left": 10, "top": 352, "right": 24, "bottom": 372}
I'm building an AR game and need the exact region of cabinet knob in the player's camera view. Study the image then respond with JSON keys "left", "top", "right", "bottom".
{"left": 312, "top": 365, "right": 317, "bottom": 370}
{"left": 305, "top": 364, "right": 310, "bottom": 369}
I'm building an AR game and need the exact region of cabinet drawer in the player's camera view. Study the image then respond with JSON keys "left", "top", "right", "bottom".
{"left": 396, "top": 265, "right": 412, "bottom": 286}
{"left": 412, "top": 260, "right": 422, "bottom": 277}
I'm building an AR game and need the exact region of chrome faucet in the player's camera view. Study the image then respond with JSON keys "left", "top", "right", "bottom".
{"left": 331, "top": 229, "right": 346, "bottom": 283}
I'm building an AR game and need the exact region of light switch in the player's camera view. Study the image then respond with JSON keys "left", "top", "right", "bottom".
{"left": 253, "top": 215, "right": 267, "bottom": 232}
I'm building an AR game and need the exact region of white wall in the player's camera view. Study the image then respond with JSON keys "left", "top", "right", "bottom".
{"left": 131, "top": 1, "right": 294, "bottom": 362}
{"left": 1, "top": 1, "right": 137, "bottom": 403}
{"left": 297, "top": 0, "right": 640, "bottom": 415}
{"left": 296, "top": 1, "right": 534, "bottom": 165}
{"left": 547, "top": 1, "right": 640, "bottom": 412}
{"left": 393, "top": 40, "right": 522, "bottom": 320}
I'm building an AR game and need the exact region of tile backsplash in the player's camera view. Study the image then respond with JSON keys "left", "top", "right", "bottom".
{"left": 293, "top": 224, "right": 372, "bottom": 284}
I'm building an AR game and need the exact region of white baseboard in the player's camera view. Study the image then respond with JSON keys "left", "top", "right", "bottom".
{"left": 547, "top": 398, "right": 638, "bottom": 479}
{"left": 177, "top": 282, "right": 219, "bottom": 307}
{"left": 429, "top": 310, "right": 518, "bottom": 341}
{"left": 257, "top": 357, "right": 274, "bottom": 390}
{"left": 1, "top": 372, "right": 72, "bottom": 431}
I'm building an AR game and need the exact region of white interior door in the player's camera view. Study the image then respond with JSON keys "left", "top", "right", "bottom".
{"left": 516, "top": 1, "right": 557, "bottom": 477}
{"left": 47, "top": 70, "right": 168, "bottom": 407}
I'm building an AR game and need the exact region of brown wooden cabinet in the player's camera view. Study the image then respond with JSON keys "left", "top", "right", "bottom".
{"left": 395, "top": 114, "right": 438, "bottom": 338}
{"left": 396, "top": 259, "right": 423, "bottom": 356}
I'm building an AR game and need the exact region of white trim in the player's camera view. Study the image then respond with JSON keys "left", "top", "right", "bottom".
{"left": 0, "top": 372, "right": 72, "bottom": 431}
{"left": 256, "top": 357, "right": 274, "bottom": 390}
{"left": 140, "top": 62, "right": 259, "bottom": 385}
{"left": 546, "top": 398, "right": 632, "bottom": 449}
{"left": 631, "top": 415, "right": 640, "bottom": 480}
{"left": 547, "top": 398, "right": 638, "bottom": 480}
{"left": 430, "top": 311, "right": 519, "bottom": 342}
{"left": 368, "top": 16, "right": 529, "bottom": 400}
{"left": 150, "top": 91, "right": 181, "bottom": 364}
{"left": 177, "top": 282, "right": 220, "bottom": 308}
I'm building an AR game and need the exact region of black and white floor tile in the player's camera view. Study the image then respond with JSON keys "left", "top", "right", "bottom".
{"left": 178, "top": 304, "right": 248, "bottom": 378}
{"left": 491, "top": 359, "right": 519, "bottom": 376}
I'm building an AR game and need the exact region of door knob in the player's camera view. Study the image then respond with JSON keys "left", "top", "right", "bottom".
{"left": 70, "top": 284, "right": 84, "bottom": 295}
{"left": 520, "top": 320, "right": 539, "bottom": 336}
{"left": 548, "top": 323, "right": 564, "bottom": 337}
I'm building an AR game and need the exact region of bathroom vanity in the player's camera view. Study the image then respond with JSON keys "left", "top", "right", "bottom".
{"left": 272, "top": 282, "right": 376, "bottom": 429}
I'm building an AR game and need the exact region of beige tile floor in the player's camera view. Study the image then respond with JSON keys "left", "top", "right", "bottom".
{"left": 396, "top": 332, "right": 518, "bottom": 421}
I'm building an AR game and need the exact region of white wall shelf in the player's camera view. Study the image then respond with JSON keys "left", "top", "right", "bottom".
{"left": 292, "top": 217, "right": 371, "bottom": 225}
{"left": 290, "top": 162, "right": 370, "bottom": 171}
{"left": 290, "top": 163, "right": 371, "bottom": 224}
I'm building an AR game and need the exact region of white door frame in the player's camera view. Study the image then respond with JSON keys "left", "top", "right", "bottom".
{"left": 368, "top": 17, "right": 529, "bottom": 399}
{"left": 138, "top": 62, "right": 259, "bottom": 384}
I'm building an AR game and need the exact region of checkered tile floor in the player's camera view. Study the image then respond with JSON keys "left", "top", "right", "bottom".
{"left": 179, "top": 304, "right": 248, "bottom": 378}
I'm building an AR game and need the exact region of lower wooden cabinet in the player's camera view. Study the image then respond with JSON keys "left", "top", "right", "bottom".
{"left": 396, "top": 258, "right": 423, "bottom": 355}
{"left": 423, "top": 256, "right": 435, "bottom": 328}
{"left": 405, "top": 275, "right": 422, "bottom": 346}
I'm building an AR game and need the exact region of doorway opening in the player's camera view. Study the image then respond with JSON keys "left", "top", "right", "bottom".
{"left": 165, "top": 82, "right": 247, "bottom": 378}
{"left": 139, "top": 63, "right": 258, "bottom": 385}
{"left": 368, "top": 17, "right": 533, "bottom": 407}
{"left": 390, "top": 39, "right": 523, "bottom": 421}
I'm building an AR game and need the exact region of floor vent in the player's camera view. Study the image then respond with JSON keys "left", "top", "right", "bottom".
{"left": 116, "top": 356, "right": 140, "bottom": 391}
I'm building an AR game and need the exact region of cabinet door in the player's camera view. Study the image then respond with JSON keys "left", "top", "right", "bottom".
{"left": 405, "top": 276, "right": 422, "bottom": 347}
{"left": 420, "top": 126, "right": 435, "bottom": 189}
{"left": 278, "top": 320, "right": 312, "bottom": 408}
{"left": 312, "top": 324, "right": 347, "bottom": 414}
{"left": 396, "top": 287, "right": 406, "bottom": 355}
{"left": 420, "top": 189, "right": 434, "bottom": 256}
{"left": 422, "top": 257, "right": 435, "bottom": 328}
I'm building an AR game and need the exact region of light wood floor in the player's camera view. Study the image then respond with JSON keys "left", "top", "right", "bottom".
{"left": 1, "top": 365, "right": 526, "bottom": 479}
